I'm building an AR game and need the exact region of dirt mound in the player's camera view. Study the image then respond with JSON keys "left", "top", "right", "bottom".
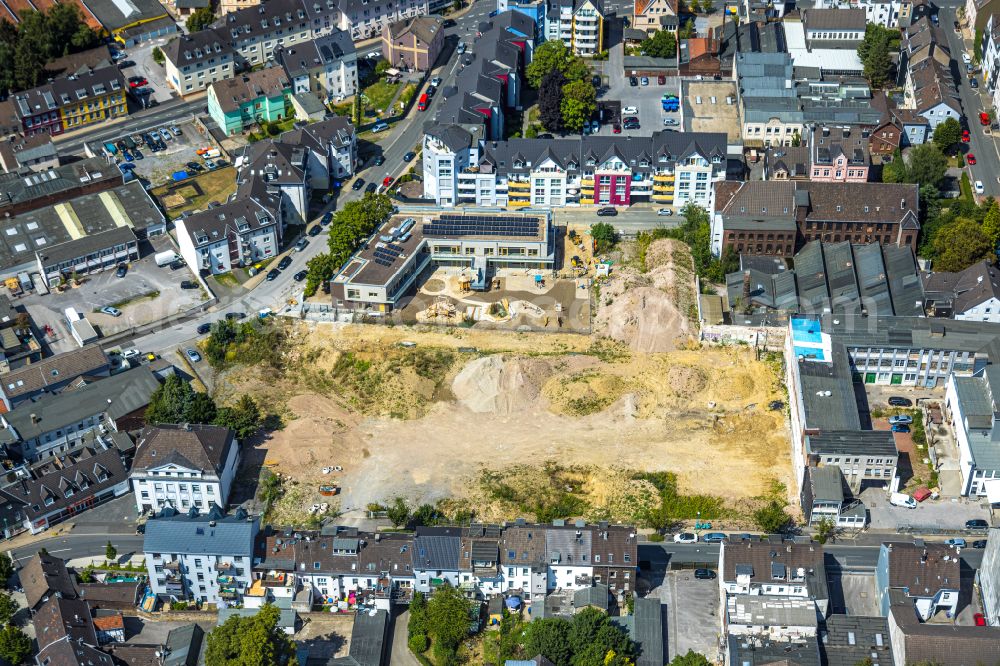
{"left": 593, "top": 239, "right": 696, "bottom": 352}
{"left": 451, "top": 355, "right": 552, "bottom": 415}
{"left": 665, "top": 365, "right": 708, "bottom": 395}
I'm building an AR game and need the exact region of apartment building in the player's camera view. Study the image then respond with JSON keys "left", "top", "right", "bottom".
{"left": 983, "top": 15, "right": 1000, "bottom": 120}
{"left": 633, "top": 0, "right": 676, "bottom": 37}
{"left": 720, "top": 539, "right": 829, "bottom": 616}
{"left": 944, "top": 367, "right": 1000, "bottom": 498}
{"left": 902, "top": 19, "right": 961, "bottom": 131}
{"left": 333, "top": 0, "right": 430, "bottom": 41}
{"left": 876, "top": 542, "right": 960, "bottom": 620}
{"left": 980, "top": 529, "right": 1000, "bottom": 626}
{"left": 144, "top": 506, "right": 259, "bottom": 606}
{"left": 163, "top": 31, "right": 237, "bottom": 97}
{"left": 281, "top": 115, "right": 358, "bottom": 180}
{"left": 922, "top": 261, "right": 1000, "bottom": 323}
{"left": 544, "top": 0, "right": 604, "bottom": 55}
{"left": 808, "top": 126, "right": 871, "bottom": 182}
{"left": 208, "top": 67, "right": 292, "bottom": 136}
{"left": 423, "top": 126, "right": 727, "bottom": 209}
{"left": 214, "top": 0, "right": 312, "bottom": 66}
{"left": 814, "top": 0, "right": 911, "bottom": 27}
{"left": 0, "top": 345, "right": 110, "bottom": 412}
{"left": 383, "top": 16, "right": 444, "bottom": 72}
{"left": 131, "top": 425, "right": 240, "bottom": 514}
{"left": 11, "top": 66, "right": 127, "bottom": 136}
{"left": 800, "top": 465, "right": 866, "bottom": 527}
{"left": 176, "top": 194, "right": 281, "bottom": 275}
{"left": 276, "top": 30, "right": 358, "bottom": 101}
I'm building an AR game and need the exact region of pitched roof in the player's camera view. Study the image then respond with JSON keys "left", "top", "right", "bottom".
{"left": 0, "top": 345, "right": 108, "bottom": 400}
{"left": 34, "top": 596, "right": 98, "bottom": 653}
{"left": 721, "top": 540, "right": 828, "bottom": 601}
{"left": 162, "top": 30, "right": 235, "bottom": 67}
{"left": 134, "top": 424, "right": 236, "bottom": 475}
{"left": 888, "top": 594, "right": 1000, "bottom": 666}
{"left": 414, "top": 526, "right": 462, "bottom": 570}
{"left": 922, "top": 261, "right": 1000, "bottom": 315}
{"left": 883, "top": 542, "right": 960, "bottom": 596}
{"left": 277, "top": 30, "right": 353, "bottom": 79}
{"left": 802, "top": 7, "right": 866, "bottom": 31}
{"left": 210, "top": 67, "right": 290, "bottom": 114}
{"left": 143, "top": 506, "right": 258, "bottom": 556}
{"left": 386, "top": 15, "right": 442, "bottom": 45}
{"left": 21, "top": 552, "right": 77, "bottom": 608}
{"left": 11, "top": 66, "right": 126, "bottom": 119}
{"left": 820, "top": 615, "right": 892, "bottom": 666}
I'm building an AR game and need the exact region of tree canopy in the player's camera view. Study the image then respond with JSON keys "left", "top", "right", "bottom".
{"left": 526, "top": 41, "right": 589, "bottom": 88}
{"left": 671, "top": 650, "right": 713, "bottom": 666}
{"left": 932, "top": 117, "right": 962, "bottom": 152}
{"left": 0, "top": 625, "right": 30, "bottom": 665}
{"left": 144, "top": 373, "right": 263, "bottom": 439}
{"left": 185, "top": 6, "right": 215, "bottom": 32}
{"left": 560, "top": 79, "right": 597, "bottom": 133}
{"left": 640, "top": 30, "right": 677, "bottom": 58}
{"left": 0, "top": 4, "right": 99, "bottom": 94}
{"left": 591, "top": 222, "right": 618, "bottom": 253}
{"left": 522, "top": 608, "right": 636, "bottom": 666}
{"left": 931, "top": 216, "right": 994, "bottom": 272}
{"left": 857, "top": 23, "right": 897, "bottom": 88}
{"left": 539, "top": 69, "right": 566, "bottom": 132}
{"left": 205, "top": 604, "right": 296, "bottom": 666}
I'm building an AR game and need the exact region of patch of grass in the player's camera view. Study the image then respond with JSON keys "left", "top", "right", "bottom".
{"left": 151, "top": 167, "right": 238, "bottom": 221}
{"left": 212, "top": 272, "right": 240, "bottom": 288}
{"left": 362, "top": 80, "right": 403, "bottom": 114}
{"left": 480, "top": 463, "right": 591, "bottom": 523}
{"left": 633, "top": 471, "right": 728, "bottom": 529}
{"left": 960, "top": 172, "right": 974, "bottom": 204}
{"left": 98, "top": 290, "right": 161, "bottom": 310}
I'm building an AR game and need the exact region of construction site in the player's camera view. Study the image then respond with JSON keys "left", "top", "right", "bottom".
{"left": 218, "top": 236, "right": 792, "bottom": 526}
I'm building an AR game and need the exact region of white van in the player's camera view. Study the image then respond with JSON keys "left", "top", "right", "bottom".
{"left": 889, "top": 492, "right": 917, "bottom": 509}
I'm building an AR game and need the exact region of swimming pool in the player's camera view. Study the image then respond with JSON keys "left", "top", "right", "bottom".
{"left": 792, "top": 345, "right": 827, "bottom": 362}
{"left": 791, "top": 317, "right": 823, "bottom": 344}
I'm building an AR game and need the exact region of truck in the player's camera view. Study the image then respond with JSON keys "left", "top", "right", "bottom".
{"left": 889, "top": 492, "right": 917, "bottom": 509}
{"left": 155, "top": 250, "right": 181, "bottom": 267}
{"left": 201, "top": 148, "right": 221, "bottom": 159}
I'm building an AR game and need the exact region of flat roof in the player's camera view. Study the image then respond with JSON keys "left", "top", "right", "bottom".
{"left": 683, "top": 80, "right": 742, "bottom": 143}
{"left": 807, "top": 430, "right": 898, "bottom": 456}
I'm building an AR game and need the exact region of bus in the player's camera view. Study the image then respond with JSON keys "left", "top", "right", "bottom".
{"left": 418, "top": 94, "right": 429, "bottom": 111}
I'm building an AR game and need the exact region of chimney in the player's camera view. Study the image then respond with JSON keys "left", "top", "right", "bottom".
{"left": 30, "top": 413, "right": 37, "bottom": 424}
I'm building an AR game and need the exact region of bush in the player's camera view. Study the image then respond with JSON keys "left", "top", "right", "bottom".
{"left": 408, "top": 633, "right": 428, "bottom": 653}
{"left": 647, "top": 532, "right": 665, "bottom": 542}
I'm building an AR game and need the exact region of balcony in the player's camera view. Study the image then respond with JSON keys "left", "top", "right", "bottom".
{"left": 581, "top": 178, "right": 594, "bottom": 187}
{"left": 508, "top": 180, "right": 530, "bottom": 189}
{"left": 653, "top": 173, "right": 674, "bottom": 182}
{"left": 262, "top": 573, "right": 289, "bottom": 587}
{"left": 652, "top": 193, "right": 674, "bottom": 202}
{"left": 509, "top": 200, "right": 531, "bottom": 208}
{"left": 580, "top": 198, "right": 594, "bottom": 205}
{"left": 652, "top": 182, "right": 673, "bottom": 192}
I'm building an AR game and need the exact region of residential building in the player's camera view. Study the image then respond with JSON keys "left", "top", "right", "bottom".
{"left": 979, "top": 528, "right": 1000, "bottom": 625}
{"left": 208, "top": 67, "right": 292, "bottom": 136}
{"left": 458, "top": 525, "right": 503, "bottom": 599}
{"left": 131, "top": 424, "right": 240, "bottom": 514}
{"left": 423, "top": 126, "right": 728, "bottom": 209}
{"left": 34, "top": 596, "right": 111, "bottom": 666}
{"left": 20, "top": 552, "right": 78, "bottom": 610}
{"left": 711, "top": 181, "right": 921, "bottom": 258}
{"left": 276, "top": 31, "right": 358, "bottom": 102}
{"left": 808, "top": 126, "right": 871, "bottom": 182}
{"left": 804, "top": 431, "right": 899, "bottom": 494}
{"left": 280, "top": 115, "right": 358, "bottom": 180}
{"left": 922, "top": 261, "right": 1000, "bottom": 323}
{"left": 0, "top": 345, "right": 109, "bottom": 411}
{"left": 964, "top": 0, "right": 997, "bottom": 35}
{"left": 11, "top": 66, "right": 127, "bottom": 137}
{"left": 741, "top": 0, "right": 786, "bottom": 21}
{"left": 169, "top": 0, "right": 212, "bottom": 17}
{"left": 213, "top": 0, "right": 312, "bottom": 66}
{"left": 333, "top": 0, "right": 430, "bottom": 41}
{"left": 719, "top": 538, "right": 829, "bottom": 616}
{"left": 163, "top": 31, "right": 237, "bottom": 97}
{"left": 869, "top": 121, "right": 903, "bottom": 158}
{"left": 904, "top": 54, "right": 961, "bottom": 131}
{"left": 876, "top": 542, "right": 960, "bottom": 620}
{"left": 944, "top": 367, "right": 1000, "bottom": 498}
{"left": 175, "top": 189, "right": 282, "bottom": 275}
{"left": 726, "top": 595, "right": 819, "bottom": 639}
{"left": 143, "top": 505, "right": 259, "bottom": 606}
{"left": 413, "top": 526, "right": 463, "bottom": 594}
{"left": 243, "top": 139, "right": 311, "bottom": 225}
{"left": 544, "top": 0, "right": 604, "bottom": 56}
{"left": 497, "top": 0, "right": 546, "bottom": 36}
{"left": 0, "top": 295, "right": 42, "bottom": 374}
{"left": 383, "top": 16, "right": 444, "bottom": 71}
{"left": 801, "top": 8, "right": 866, "bottom": 46}
{"left": 0, "top": 365, "right": 159, "bottom": 461}
{"left": 35, "top": 227, "right": 140, "bottom": 288}
{"left": 728, "top": 635, "right": 821, "bottom": 666}
{"left": 984, "top": 14, "right": 1000, "bottom": 115}
{"left": 819, "top": 616, "right": 894, "bottom": 666}
{"left": 886, "top": 591, "right": 1000, "bottom": 666}
{"left": 814, "top": 0, "right": 911, "bottom": 27}
{"left": 330, "top": 212, "right": 555, "bottom": 313}
{"left": 220, "top": 0, "right": 261, "bottom": 16}
{"left": 632, "top": 0, "right": 676, "bottom": 37}
{"left": 765, "top": 145, "right": 811, "bottom": 181}
{"left": 500, "top": 522, "right": 549, "bottom": 601}
{"left": 800, "top": 465, "right": 866, "bottom": 528}
{"left": 0, "top": 437, "right": 130, "bottom": 534}
{"left": 0, "top": 133, "right": 58, "bottom": 173}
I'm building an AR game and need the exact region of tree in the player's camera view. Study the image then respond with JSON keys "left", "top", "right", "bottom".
{"left": 591, "top": 222, "right": 618, "bottom": 253}
{"left": 375, "top": 59, "right": 391, "bottom": 76}
{"left": 525, "top": 40, "right": 590, "bottom": 88}
{"left": 425, "top": 584, "right": 473, "bottom": 653}
{"left": 932, "top": 216, "right": 994, "bottom": 271}
{"left": 215, "top": 395, "right": 262, "bottom": 440}
{"left": 0, "top": 625, "right": 30, "bottom": 665}
{"left": 386, "top": 497, "right": 410, "bottom": 527}
{"left": 905, "top": 144, "right": 948, "bottom": 189}
{"left": 640, "top": 30, "right": 677, "bottom": 58}
{"left": 932, "top": 117, "right": 962, "bottom": 152}
{"left": 151, "top": 46, "right": 165, "bottom": 65}
{"left": 983, "top": 200, "right": 1000, "bottom": 250}
{"left": 524, "top": 618, "right": 573, "bottom": 666}
{"left": 0, "top": 553, "right": 13, "bottom": 585}
{"left": 145, "top": 374, "right": 196, "bottom": 425}
{"left": 539, "top": 69, "right": 566, "bottom": 132}
{"left": 753, "top": 500, "right": 790, "bottom": 533}
{"left": 303, "top": 252, "right": 339, "bottom": 297}
{"left": 671, "top": 650, "right": 713, "bottom": 666}
{"left": 862, "top": 38, "right": 893, "bottom": 88}
{"left": 0, "top": 591, "right": 19, "bottom": 625}
{"left": 185, "top": 6, "right": 215, "bottom": 32}
{"left": 881, "top": 148, "right": 906, "bottom": 183}
{"left": 814, "top": 517, "right": 837, "bottom": 544}
{"left": 105, "top": 541, "right": 117, "bottom": 561}
{"left": 204, "top": 604, "right": 296, "bottom": 666}
{"left": 560, "top": 79, "right": 597, "bottom": 133}
{"left": 679, "top": 19, "right": 695, "bottom": 39}
{"left": 411, "top": 503, "right": 441, "bottom": 526}
{"left": 353, "top": 94, "right": 363, "bottom": 126}
{"left": 791, "top": 130, "right": 801, "bottom": 147}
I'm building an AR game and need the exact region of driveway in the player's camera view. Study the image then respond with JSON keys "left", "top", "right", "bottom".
{"left": 646, "top": 569, "right": 719, "bottom": 661}
{"left": 861, "top": 486, "right": 991, "bottom": 532}
{"left": 389, "top": 610, "right": 420, "bottom": 666}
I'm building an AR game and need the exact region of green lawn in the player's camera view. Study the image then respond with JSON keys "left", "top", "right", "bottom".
{"left": 152, "top": 167, "right": 238, "bottom": 221}
{"left": 362, "top": 81, "right": 403, "bottom": 115}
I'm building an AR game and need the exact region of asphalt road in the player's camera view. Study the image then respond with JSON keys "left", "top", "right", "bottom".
{"left": 53, "top": 97, "right": 209, "bottom": 156}
{"left": 10, "top": 534, "right": 144, "bottom": 565}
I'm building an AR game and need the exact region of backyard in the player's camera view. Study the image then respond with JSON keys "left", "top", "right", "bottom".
{"left": 151, "top": 167, "right": 238, "bottom": 221}
{"left": 362, "top": 80, "right": 403, "bottom": 116}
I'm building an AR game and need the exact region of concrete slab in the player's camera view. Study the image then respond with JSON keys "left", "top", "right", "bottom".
{"left": 648, "top": 569, "right": 721, "bottom": 662}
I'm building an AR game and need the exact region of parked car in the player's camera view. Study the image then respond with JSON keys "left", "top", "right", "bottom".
{"left": 887, "top": 396, "right": 912, "bottom": 406}
{"left": 116, "top": 264, "right": 128, "bottom": 278}
{"left": 657, "top": 208, "right": 673, "bottom": 216}
{"left": 657, "top": 75, "right": 666, "bottom": 85}
{"left": 622, "top": 105, "right": 639, "bottom": 115}
{"left": 185, "top": 348, "right": 202, "bottom": 363}
{"left": 186, "top": 161, "right": 204, "bottom": 171}
{"left": 352, "top": 178, "right": 365, "bottom": 190}
{"left": 963, "top": 52, "right": 972, "bottom": 64}
{"left": 975, "top": 612, "right": 987, "bottom": 626}
{"left": 278, "top": 256, "right": 293, "bottom": 270}
{"left": 623, "top": 121, "right": 640, "bottom": 130}
{"left": 963, "top": 130, "right": 971, "bottom": 142}
{"left": 967, "top": 519, "right": 990, "bottom": 530}
{"left": 702, "top": 532, "right": 726, "bottom": 543}
{"left": 694, "top": 568, "right": 716, "bottom": 580}
{"left": 197, "top": 323, "right": 212, "bottom": 335}
{"left": 308, "top": 225, "right": 322, "bottom": 237}
{"left": 967, "top": 153, "right": 977, "bottom": 165}
{"left": 293, "top": 270, "right": 308, "bottom": 282}
{"left": 266, "top": 268, "right": 281, "bottom": 281}
{"left": 612, "top": 123, "right": 621, "bottom": 134}
{"left": 100, "top": 306, "right": 122, "bottom": 317}
{"left": 640, "top": 77, "right": 649, "bottom": 86}
{"left": 891, "top": 424, "right": 910, "bottom": 433}
{"left": 981, "top": 112, "right": 992, "bottom": 125}
{"left": 403, "top": 151, "right": 416, "bottom": 162}
{"left": 431, "top": 76, "right": 443, "bottom": 87}
{"left": 321, "top": 212, "right": 333, "bottom": 226}
{"left": 365, "top": 182, "right": 377, "bottom": 193}
{"left": 629, "top": 76, "right": 639, "bottom": 86}
{"left": 673, "top": 532, "right": 698, "bottom": 543}
{"left": 456, "top": 42, "right": 467, "bottom": 54}
{"left": 976, "top": 180, "right": 986, "bottom": 194}
{"left": 171, "top": 126, "right": 182, "bottom": 136}
{"left": 373, "top": 155, "right": 385, "bottom": 166}
{"left": 596, "top": 207, "right": 617, "bottom": 216}
{"left": 663, "top": 118, "right": 679, "bottom": 126}
{"left": 296, "top": 238, "right": 310, "bottom": 251}
{"left": 169, "top": 260, "right": 185, "bottom": 270}
{"left": 372, "top": 121, "right": 389, "bottom": 133}
{"left": 888, "top": 415, "right": 913, "bottom": 425}
{"left": 973, "top": 540, "right": 988, "bottom": 549}
{"left": 382, "top": 176, "right": 393, "bottom": 188}
{"left": 204, "top": 160, "right": 218, "bottom": 170}
{"left": 225, "top": 312, "right": 245, "bottom": 320}
{"left": 971, "top": 77, "right": 979, "bottom": 88}
{"left": 944, "top": 538, "right": 967, "bottom": 547}
{"left": 117, "top": 60, "right": 135, "bottom": 68}
{"left": 180, "top": 280, "right": 199, "bottom": 289}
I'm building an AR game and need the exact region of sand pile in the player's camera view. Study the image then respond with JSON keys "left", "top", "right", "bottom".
{"left": 593, "top": 238, "right": 695, "bottom": 352}
{"left": 451, "top": 355, "right": 552, "bottom": 415}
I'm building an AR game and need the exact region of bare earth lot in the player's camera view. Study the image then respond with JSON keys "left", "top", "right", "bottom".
{"left": 218, "top": 240, "right": 791, "bottom": 525}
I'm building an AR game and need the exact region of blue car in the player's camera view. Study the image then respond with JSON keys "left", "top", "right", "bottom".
{"left": 702, "top": 532, "right": 727, "bottom": 543}
{"left": 891, "top": 424, "right": 910, "bottom": 433}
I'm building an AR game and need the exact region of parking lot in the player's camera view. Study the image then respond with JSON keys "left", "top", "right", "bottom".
{"left": 23, "top": 237, "right": 208, "bottom": 350}
{"left": 646, "top": 569, "right": 720, "bottom": 661}
{"left": 119, "top": 36, "right": 180, "bottom": 108}
{"left": 591, "top": 75, "right": 681, "bottom": 137}
{"left": 110, "top": 119, "right": 223, "bottom": 187}
{"left": 861, "top": 487, "right": 992, "bottom": 532}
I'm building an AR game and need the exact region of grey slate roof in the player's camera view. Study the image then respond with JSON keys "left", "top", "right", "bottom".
{"left": 573, "top": 584, "right": 609, "bottom": 610}
{"left": 809, "top": 465, "right": 844, "bottom": 503}
{"left": 806, "top": 430, "right": 898, "bottom": 457}
{"left": 545, "top": 526, "right": 592, "bottom": 565}
{"left": 343, "top": 609, "right": 389, "bottom": 666}
{"left": 143, "top": 506, "right": 258, "bottom": 556}
{"left": 820, "top": 615, "right": 892, "bottom": 666}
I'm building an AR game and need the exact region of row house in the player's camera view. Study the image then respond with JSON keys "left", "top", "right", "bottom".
{"left": 332, "top": 0, "right": 430, "bottom": 42}
{"left": 175, "top": 189, "right": 282, "bottom": 275}
{"left": 544, "top": 0, "right": 605, "bottom": 56}
{"left": 711, "top": 180, "right": 920, "bottom": 258}
{"left": 207, "top": 67, "right": 292, "bottom": 136}
{"left": 983, "top": 15, "right": 1000, "bottom": 120}
{"left": 808, "top": 126, "right": 871, "bottom": 182}
{"left": 213, "top": 0, "right": 313, "bottom": 66}
{"left": 11, "top": 66, "right": 127, "bottom": 137}
{"left": 876, "top": 542, "right": 960, "bottom": 620}
{"left": 903, "top": 20, "right": 961, "bottom": 131}
{"left": 423, "top": 127, "right": 727, "bottom": 210}
{"left": 720, "top": 538, "right": 830, "bottom": 616}
{"left": 814, "top": 0, "right": 912, "bottom": 28}
{"left": 163, "top": 31, "right": 237, "bottom": 97}
{"left": 632, "top": 0, "right": 677, "bottom": 37}
{"left": 144, "top": 506, "right": 259, "bottom": 606}
{"left": 276, "top": 30, "right": 358, "bottom": 102}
